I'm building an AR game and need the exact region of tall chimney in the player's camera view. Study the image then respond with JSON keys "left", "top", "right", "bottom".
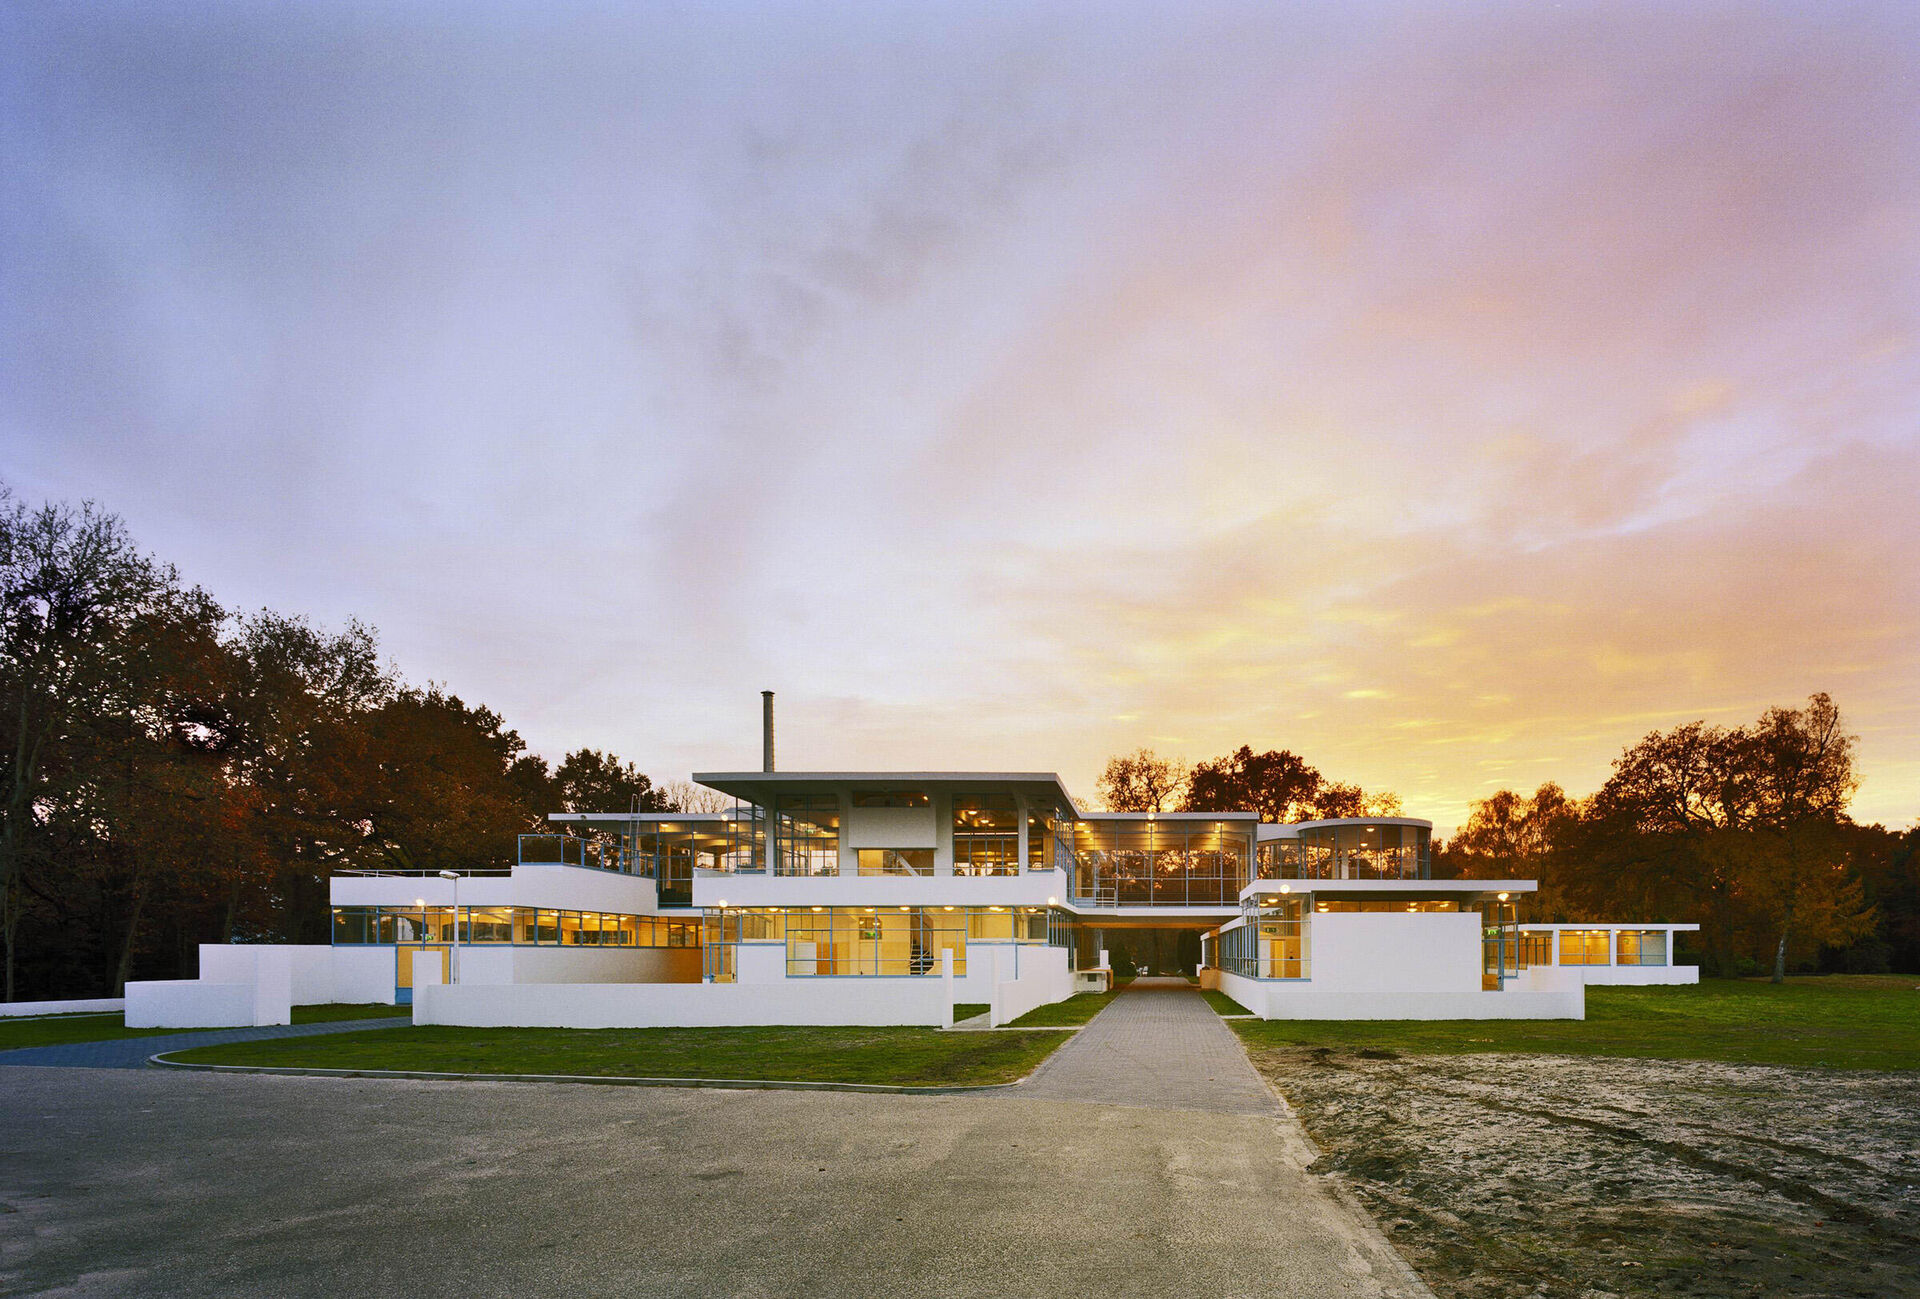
{"left": 761, "top": 690, "right": 775, "bottom": 772}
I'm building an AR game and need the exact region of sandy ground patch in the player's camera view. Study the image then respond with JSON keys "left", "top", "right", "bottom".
{"left": 1244, "top": 1045, "right": 1920, "bottom": 1298}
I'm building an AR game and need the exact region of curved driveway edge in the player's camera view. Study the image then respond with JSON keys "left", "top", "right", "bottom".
{"left": 0, "top": 1016, "right": 412, "bottom": 1070}
{"left": 149, "top": 1052, "right": 1035, "bottom": 1095}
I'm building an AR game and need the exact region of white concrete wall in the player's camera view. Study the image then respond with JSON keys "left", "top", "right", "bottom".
{"left": 331, "top": 864, "right": 662, "bottom": 914}
{"left": 843, "top": 806, "right": 938, "bottom": 849}
{"left": 199, "top": 944, "right": 397, "bottom": 1005}
{"left": 0, "top": 998, "right": 124, "bottom": 1017}
{"left": 694, "top": 873, "right": 1061, "bottom": 910}
{"left": 1214, "top": 911, "right": 1586, "bottom": 1020}
{"left": 989, "top": 947, "right": 1073, "bottom": 1026}
{"left": 126, "top": 980, "right": 255, "bottom": 1028}
{"left": 415, "top": 977, "right": 948, "bottom": 1029}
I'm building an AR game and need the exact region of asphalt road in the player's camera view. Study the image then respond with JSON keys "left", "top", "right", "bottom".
{"left": 0, "top": 1066, "right": 1428, "bottom": 1298}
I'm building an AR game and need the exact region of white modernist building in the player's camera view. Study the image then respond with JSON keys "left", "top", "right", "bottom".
{"left": 129, "top": 756, "right": 1697, "bottom": 1029}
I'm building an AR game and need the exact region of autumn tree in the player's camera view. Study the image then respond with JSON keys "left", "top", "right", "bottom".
{"left": 551, "top": 748, "right": 672, "bottom": 813}
{"left": 1438, "top": 782, "right": 1579, "bottom": 882}
{"left": 1097, "top": 748, "right": 1189, "bottom": 812}
{"left": 1181, "top": 745, "right": 1401, "bottom": 821}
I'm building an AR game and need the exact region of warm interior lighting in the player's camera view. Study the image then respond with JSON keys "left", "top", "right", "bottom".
{"left": 943, "top": 905, "right": 955, "bottom": 911}
{"left": 811, "top": 905, "right": 824, "bottom": 912}
{"left": 1497, "top": 891, "right": 1510, "bottom": 902}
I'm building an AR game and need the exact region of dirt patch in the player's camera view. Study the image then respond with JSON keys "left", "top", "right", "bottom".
{"left": 1244, "top": 1045, "right": 1920, "bottom": 1298}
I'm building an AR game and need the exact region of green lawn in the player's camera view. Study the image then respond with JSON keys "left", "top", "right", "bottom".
{"left": 1233, "top": 975, "right": 1920, "bottom": 1071}
{"left": 165, "top": 1023, "right": 1072, "bottom": 1086}
{"left": 1201, "top": 989, "right": 1251, "bottom": 1016}
{"left": 290, "top": 1002, "right": 408, "bottom": 1023}
{"left": 951, "top": 1003, "right": 989, "bottom": 1022}
{"left": 1006, "top": 990, "right": 1119, "bottom": 1027}
{"left": 0, "top": 1002, "right": 401, "bottom": 1050}
{"left": 0, "top": 1013, "right": 201, "bottom": 1050}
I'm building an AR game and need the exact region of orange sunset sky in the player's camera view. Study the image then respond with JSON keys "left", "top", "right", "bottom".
{"left": 5, "top": 3, "right": 1916, "bottom": 832}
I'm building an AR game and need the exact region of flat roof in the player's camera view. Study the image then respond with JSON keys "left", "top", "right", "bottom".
{"left": 692, "top": 771, "right": 1082, "bottom": 809}
{"left": 1239, "top": 878, "right": 1536, "bottom": 899}
{"left": 1079, "top": 810, "right": 1259, "bottom": 823}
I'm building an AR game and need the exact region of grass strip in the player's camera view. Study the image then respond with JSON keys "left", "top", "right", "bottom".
{"left": 1006, "top": 990, "right": 1119, "bottom": 1027}
{"left": 1233, "top": 975, "right": 1920, "bottom": 1071}
{"left": 1201, "top": 989, "right": 1251, "bottom": 1016}
{"left": 167, "top": 1023, "right": 1072, "bottom": 1086}
{"left": 0, "top": 1013, "right": 201, "bottom": 1050}
{"left": 290, "top": 1003, "right": 409, "bottom": 1024}
{"left": 951, "top": 1003, "right": 989, "bottom": 1022}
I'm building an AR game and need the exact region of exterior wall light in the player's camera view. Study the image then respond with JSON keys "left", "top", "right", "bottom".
{"left": 1279, "top": 883, "right": 1292, "bottom": 894}
{"left": 1497, "top": 891, "right": 1510, "bottom": 902}
{"left": 717, "top": 899, "right": 727, "bottom": 908}
{"left": 1046, "top": 896, "right": 1058, "bottom": 906}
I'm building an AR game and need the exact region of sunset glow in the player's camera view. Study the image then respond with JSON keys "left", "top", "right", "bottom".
{"left": 5, "top": 3, "right": 1916, "bottom": 831}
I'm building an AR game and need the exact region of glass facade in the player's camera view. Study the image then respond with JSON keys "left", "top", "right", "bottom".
{"left": 784, "top": 906, "right": 969, "bottom": 976}
{"left": 1558, "top": 930, "right": 1612, "bottom": 965}
{"left": 1216, "top": 897, "right": 1309, "bottom": 979}
{"left": 953, "top": 793, "right": 1019, "bottom": 876}
{"left": 695, "top": 905, "right": 1064, "bottom": 978}
{"left": 1071, "top": 819, "right": 1251, "bottom": 906}
{"left": 1616, "top": 930, "right": 1668, "bottom": 966}
{"left": 331, "top": 907, "right": 699, "bottom": 947}
{"left": 857, "top": 848, "right": 935, "bottom": 876}
{"left": 1286, "top": 823, "right": 1430, "bottom": 880}
{"left": 1027, "top": 805, "right": 1072, "bottom": 872}
{"left": 776, "top": 795, "right": 841, "bottom": 877}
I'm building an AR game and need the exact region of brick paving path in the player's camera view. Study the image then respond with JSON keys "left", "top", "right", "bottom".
{"left": 1015, "top": 977, "right": 1281, "bottom": 1115}
{"left": 0, "top": 1017, "right": 411, "bottom": 1070}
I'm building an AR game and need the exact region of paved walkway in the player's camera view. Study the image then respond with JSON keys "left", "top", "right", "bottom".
{"left": 0, "top": 1017, "right": 410, "bottom": 1070}
{"left": 1016, "top": 976, "right": 1283, "bottom": 1115}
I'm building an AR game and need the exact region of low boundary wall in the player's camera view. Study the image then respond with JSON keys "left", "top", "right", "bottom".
{"left": 0, "top": 997, "right": 125, "bottom": 1017}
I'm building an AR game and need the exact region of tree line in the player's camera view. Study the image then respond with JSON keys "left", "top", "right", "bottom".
{"left": 1103, "top": 697, "right": 1916, "bottom": 979}
{"left": 1438, "top": 694, "right": 1917, "bottom": 980}
{"left": 0, "top": 487, "right": 695, "bottom": 1000}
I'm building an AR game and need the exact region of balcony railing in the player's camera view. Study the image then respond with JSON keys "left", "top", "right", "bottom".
{"left": 517, "top": 834, "right": 626, "bottom": 873}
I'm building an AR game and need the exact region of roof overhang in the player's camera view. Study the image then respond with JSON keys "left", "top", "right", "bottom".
{"left": 1238, "top": 878, "right": 1536, "bottom": 901}
{"left": 691, "top": 771, "right": 1082, "bottom": 811}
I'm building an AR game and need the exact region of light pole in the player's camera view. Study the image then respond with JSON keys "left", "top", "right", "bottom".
{"left": 438, "top": 870, "right": 461, "bottom": 984}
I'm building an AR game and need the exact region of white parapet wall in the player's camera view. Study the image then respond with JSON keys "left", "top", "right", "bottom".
{"left": 126, "top": 980, "right": 256, "bottom": 1028}
{"left": 989, "top": 947, "right": 1073, "bottom": 1027}
{"left": 415, "top": 976, "right": 949, "bottom": 1029}
{"left": 199, "top": 944, "right": 397, "bottom": 1005}
{"left": 0, "top": 997, "right": 125, "bottom": 1017}
{"left": 127, "top": 945, "right": 294, "bottom": 1028}
{"left": 1215, "top": 912, "right": 1586, "bottom": 1020}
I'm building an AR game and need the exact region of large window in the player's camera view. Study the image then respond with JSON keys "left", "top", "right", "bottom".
{"left": 857, "top": 848, "right": 934, "bottom": 876}
{"left": 1616, "top": 930, "right": 1668, "bottom": 966}
{"left": 1288, "top": 823, "right": 1430, "bottom": 879}
{"left": 776, "top": 795, "right": 841, "bottom": 876}
{"left": 1027, "top": 806, "right": 1072, "bottom": 872}
{"left": 1071, "top": 819, "right": 1252, "bottom": 905}
{"left": 953, "top": 793, "right": 1019, "bottom": 876}
{"left": 784, "top": 906, "right": 968, "bottom": 976}
{"left": 1217, "top": 898, "right": 1309, "bottom": 979}
{"left": 332, "top": 907, "right": 699, "bottom": 948}
{"left": 1558, "top": 930, "right": 1611, "bottom": 965}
